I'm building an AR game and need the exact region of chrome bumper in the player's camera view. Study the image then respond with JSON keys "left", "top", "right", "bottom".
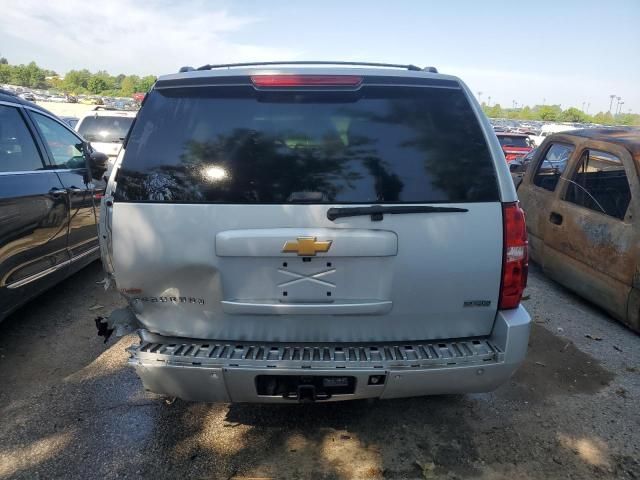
{"left": 128, "top": 307, "right": 530, "bottom": 403}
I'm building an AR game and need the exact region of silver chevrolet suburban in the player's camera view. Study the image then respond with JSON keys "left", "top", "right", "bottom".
{"left": 99, "top": 61, "right": 531, "bottom": 403}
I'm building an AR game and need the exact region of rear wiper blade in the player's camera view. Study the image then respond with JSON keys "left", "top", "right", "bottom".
{"left": 327, "top": 205, "right": 468, "bottom": 222}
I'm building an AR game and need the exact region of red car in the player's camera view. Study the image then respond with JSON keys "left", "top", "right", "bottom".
{"left": 496, "top": 133, "right": 533, "bottom": 162}
{"left": 132, "top": 92, "right": 146, "bottom": 103}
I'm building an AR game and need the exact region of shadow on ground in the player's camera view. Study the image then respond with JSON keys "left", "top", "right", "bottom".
{"left": 1, "top": 263, "right": 638, "bottom": 479}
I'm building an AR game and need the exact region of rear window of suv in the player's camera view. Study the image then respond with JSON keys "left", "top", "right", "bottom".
{"left": 497, "top": 135, "right": 529, "bottom": 148}
{"left": 115, "top": 83, "right": 499, "bottom": 204}
{"left": 78, "top": 115, "right": 134, "bottom": 143}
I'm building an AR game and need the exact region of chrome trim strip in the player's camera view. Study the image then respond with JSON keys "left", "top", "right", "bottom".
{"left": 5, "top": 246, "right": 99, "bottom": 289}
{"left": 0, "top": 169, "right": 77, "bottom": 176}
{"left": 5, "top": 261, "right": 69, "bottom": 290}
{"left": 0, "top": 100, "right": 23, "bottom": 107}
{"left": 1, "top": 245, "right": 70, "bottom": 286}
{"left": 221, "top": 300, "right": 393, "bottom": 315}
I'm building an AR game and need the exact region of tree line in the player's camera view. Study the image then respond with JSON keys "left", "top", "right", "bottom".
{"left": 1, "top": 57, "right": 638, "bottom": 124}
{"left": 0, "top": 57, "right": 156, "bottom": 97}
{"left": 482, "top": 102, "right": 639, "bottom": 126}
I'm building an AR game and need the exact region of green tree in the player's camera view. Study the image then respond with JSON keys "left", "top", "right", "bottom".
{"left": 519, "top": 106, "right": 534, "bottom": 120}
{"left": 559, "top": 107, "right": 587, "bottom": 123}
{"left": 592, "top": 111, "right": 614, "bottom": 125}
{"left": 483, "top": 103, "right": 503, "bottom": 118}
{"left": 62, "top": 69, "right": 92, "bottom": 93}
{"left": 0, "top": 63, "right": 11, "bottom": 83}
{"left": 537, "top": 105, "right": 561, "bottom": 121}
{"left": 87, "top": 75, "right": 109, "bottom": 93}
{"left": 26, "top": 61, "right": 46, "bottom": 88}
{"left": 119, "top": 75, "right": 139, "bottom": 96}
{"left": 10, "top": 65, "right": 29, "bottom": 86}
{"left": 114, "top": 73, "right": 126, "bottom": 90}
{"left": 135, "top": 75, "right": 156, "bottom": 92}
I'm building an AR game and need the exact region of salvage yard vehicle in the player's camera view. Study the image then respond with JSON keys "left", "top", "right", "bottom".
{"left": 496, "top": 132, "right": 533, "bottom": 163}
{"left": 99, "top": 61, "right": 531, "bottom": 403}
{"left": 509, "top": 147, "right": 537, "bottom": 189}
{"left": 75, "top": 107, "right": 136, "bottom": 174}
{"left": 530, "top": 123, "right": 577, "bottom": 147}
{"left": 518, "top": 129, "right": 640, "bottom": 332}
{"left": 0, "top": 89, "right": 108, "bottom": 322}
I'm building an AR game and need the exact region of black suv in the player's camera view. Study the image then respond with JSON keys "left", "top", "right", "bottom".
{"left": 0, "top": 90, "right": 107, "bottom": 322}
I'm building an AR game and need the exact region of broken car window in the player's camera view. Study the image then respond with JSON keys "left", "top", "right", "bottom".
{"left": 533, "top": 143, "right": 574, "bottom": 192}
{"left": 563, "top": 149, "right": 631, "bottom": 220}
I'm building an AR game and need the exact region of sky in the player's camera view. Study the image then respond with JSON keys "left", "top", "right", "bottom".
{"left": 1, "top": 0, "right": 639, "bottom": 113}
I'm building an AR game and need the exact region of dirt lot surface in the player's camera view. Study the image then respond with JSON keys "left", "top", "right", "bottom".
{"left": 34, "top": 101, "right": 96, "bottom": 118}
{"left": 0, "top": 262, "right": 638, "bottom": 479}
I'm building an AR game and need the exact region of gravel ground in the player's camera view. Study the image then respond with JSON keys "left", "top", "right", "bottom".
{"left": 34, "top": 101, "right": 97, "bottom": 118}
{"left": 0, "top": 261, "right": 638, "bottom": 480}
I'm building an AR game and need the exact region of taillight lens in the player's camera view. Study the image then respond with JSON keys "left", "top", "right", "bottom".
{"left": 251, "top": 75, "right": 363, "bottom": 87}
{"left": 499, "top": 202, "right": 528, "bottom": 309}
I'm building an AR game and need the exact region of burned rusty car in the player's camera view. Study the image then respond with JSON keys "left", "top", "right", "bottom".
{"left": 518, "top": 129, "right": 640, "bottom": 332}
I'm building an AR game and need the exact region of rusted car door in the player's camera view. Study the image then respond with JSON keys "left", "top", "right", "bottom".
{"left": 542, "top": 140, "right": 637, "bottom": 323}
{"left": 518, "top": 139, "right": 576, "bottom": 263}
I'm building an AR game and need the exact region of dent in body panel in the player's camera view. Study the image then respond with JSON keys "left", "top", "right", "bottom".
{"left": 112, "top": 202, "right": 504, "bottom": 342}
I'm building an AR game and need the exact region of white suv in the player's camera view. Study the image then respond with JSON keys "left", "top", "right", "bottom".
{"left": 75, "top": 107, "right": 136, "bottom": 172}
{"left": 99, "top": 61, "right": 531, "bottom": 403}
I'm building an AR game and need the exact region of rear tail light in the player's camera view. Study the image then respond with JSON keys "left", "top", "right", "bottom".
{"left": 251, "top": 75, "right": 363, "bottom": 87}
{"left": 499, "top": 202, "right": 528, "bottom": 309}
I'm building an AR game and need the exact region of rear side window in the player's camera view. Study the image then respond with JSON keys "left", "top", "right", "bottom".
{"left": 115, "top": 84, "right": 499, "bottom": 204}
{"left": 564, "top": 149, "right": 631, "bottom": 220}
{"left": 0, "top": 105, "right": 44, "bottom": 172}
{"left": 533, "top": 143, "right": 574, "bottom": 191}
{"left": 78, "top": 115, "right": 134, "bottom": 143}
{"left": 498, "top": 135, "right": 529, "bottom": 148}
{"left": 31, "top": 112, "right": 85, "bottom": 169}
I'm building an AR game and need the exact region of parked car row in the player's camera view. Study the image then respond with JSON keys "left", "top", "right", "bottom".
{"left": 1, "top": 84, "right": 140, "bottom": 110}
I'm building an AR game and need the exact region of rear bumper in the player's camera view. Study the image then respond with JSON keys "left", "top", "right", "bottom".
{"left": 128, "top": 306, "right": 530, "bottom": 403}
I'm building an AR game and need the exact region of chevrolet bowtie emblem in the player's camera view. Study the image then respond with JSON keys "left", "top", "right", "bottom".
{"left": 282, "top": 236, "right": 332, "bottom": 256}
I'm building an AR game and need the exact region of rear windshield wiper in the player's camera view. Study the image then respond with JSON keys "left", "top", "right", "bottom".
{"left": 327, "top": 205, "right": 468, "bottom": 222}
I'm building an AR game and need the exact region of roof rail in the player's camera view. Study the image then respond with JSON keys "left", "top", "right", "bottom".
{"left": 188, "top": 61, "right": 436, "bottom": 72}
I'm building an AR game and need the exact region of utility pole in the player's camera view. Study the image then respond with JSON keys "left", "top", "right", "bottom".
{"left": 586, "top": 102, "right": 590, "bottom": 114}
{"left": 615, "top": 96, "right": 621, "bottom": 114}
{"left": 609, "top": 94, "right": 616, "bottom": 112}
{"left": 487, "top": 95, "right": 491, "bottom": 107}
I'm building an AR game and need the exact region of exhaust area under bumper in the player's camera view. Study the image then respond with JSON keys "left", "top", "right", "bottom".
{"left": 128, "top": 306, "right": 530, "bottom": 403}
